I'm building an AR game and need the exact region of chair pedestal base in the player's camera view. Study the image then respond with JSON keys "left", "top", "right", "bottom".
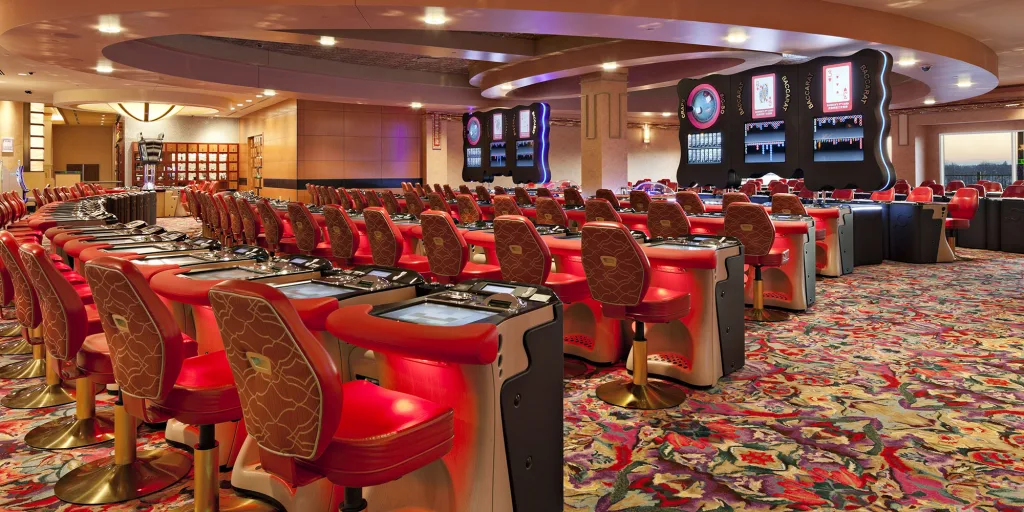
{"left": 2, "top": 352, "right": 75, "bottom": 409}
{"left": 0, "top": 343, "right": 45, "bottom": 379}
{"left": 746, "top": 275, "right": 792, "bottom": 323}
{"left": 26, "top": 377, "right": 115, "bottom": 449}
{"left": 193, "top": 429, "right": 278, "bottom": 512}
{"left": 0, "top": 324, "right": 26, "bottom": 343}
{"left": 563, "top": 357, "right": 590, "bottom": 378}
{"left": 596, "top": 324, "right": 687, "bottom": 410}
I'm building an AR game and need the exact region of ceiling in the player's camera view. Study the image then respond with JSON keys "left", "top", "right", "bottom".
{"left": 51, "top": 108, "right": 110, "bottom": 126}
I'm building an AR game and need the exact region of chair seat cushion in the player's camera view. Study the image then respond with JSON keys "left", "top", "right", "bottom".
{"left": 602, "top": 287, "right": 691, "bottom": 324}
{"left": 397, "top": 254, "right": 432, "bottom": 273}
{"left": 746, "top": 248, "right": 790, "bottom": 268}
{"left": 150, "top": 350, "right": 242, "bottom": 426}
{"left": 946, "top": 218, "right": 970, "bottom": 230}
{"left": 544, "top": 272, "right": 590, "bottom": 304}
{"left": 815, "top": 228, "right": 827, "bottom": 241}
{"left": 457, "top": 262, "right": 503, "bottom": 281}
{"left": 308, "top": 380, "right": 454, "bottom": 488}
{"left": 77, "top": 333, "right": 115, "bottom": 384}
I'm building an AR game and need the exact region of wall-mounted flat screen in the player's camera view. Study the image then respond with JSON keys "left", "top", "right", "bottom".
{"left": 813, "top": 115, "right": 864, "bottom": 162}
{"left": 516, "top": 140, "right": 535, "bottom": 167}
{"left": 463, "top": 103, "right": 550, "bottom": 183}
{"left": 752, "top": 73, "right": 776, "bottom": 119}
{"left": 744, "top": 120, "right": 786, "bottom": 163}
{"left": 489, "top": 142, "right": 506, "bottom": 167}
{"left": 823, "top": 62, "right": 853, "bottom": 113}
{"left": 687, "top": 132, "right": 722, "bottom": 165}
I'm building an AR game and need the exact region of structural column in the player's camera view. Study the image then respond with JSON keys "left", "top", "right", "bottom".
{"left": 580, "top": 71, "right": 628, "bottom": 193}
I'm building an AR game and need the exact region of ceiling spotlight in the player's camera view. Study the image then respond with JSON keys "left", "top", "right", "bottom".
{"left": 17, "top": 73, "right": 28, "bottom": 76}
{"left": 246, "top": 99, "right": 253, "bottom": 103}
{"left": 601, "top": 62, "right": 619, "bottom": 71}
{"left": 661, "top": 112, "right": 672, "bottom": 117}
{"left": 256, "top": 94, "right": 263, "bottom": 98}
{"left": 725, "top": 29, "right": 748, "bottom": 44}
{"left": 501, "top": 83, "right": 514, "bottom": 91}
{"left": 236, "top": 103, "right": 243, "bottom": 107}
{"left": 263, "top": 89, "right": 277, "bottom": 96}
{"left": 923, "top": 98, "right": 936, "bottom": 105}
{"left": 410, "top": 102, "right": 423, "bottom": 109}
{"left": 642, "top": 112, "right": 651, "bottom": 117}
{"left": 97, "top": 14, "right": 122, "bottom": 34}
{"left": 230, "top": 107, "right": 236, "bottom": 111}
{"left": 423, "top": 7, "right": 448, "bottom": 25}
{"left": 319, "top": 35, "right": 336, "bottom": 46}
{"left": 95, "top": 62, "right": 114, "bottom": 74}
{"left": 896, "top": 57, "right": 918, "bottom": 67}
{"left": 956, "top": 77, "right": 973, "bottom": 88}
{"left": 98, "top": 24, "right": 122, "bottom": 34}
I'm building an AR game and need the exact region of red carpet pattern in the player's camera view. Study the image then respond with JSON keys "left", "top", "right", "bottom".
{"left": 0, "top": 225, "right": 1020, "bottom": 510}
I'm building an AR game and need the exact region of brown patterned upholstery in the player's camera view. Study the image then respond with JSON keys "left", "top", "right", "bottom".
{"left": 493, "top": 186, "right": 507, "bottom": 196}
{"left": 595, "top": 189, "right": 621, "bottom": 209}
{"left": 209, "top": 281, "right": 341, "bottom": 460}
{"left": 381, "top": 190, "right": 402, "bottom": 215}
{"left": 334, "top": 188, "right": 353, "bottom": 210}
{"left": 0, "top": 231, "right": 40, "bottom": 330}
{"left": 414, "top": 184, "right": 426, "bottom": 197}
{"left": 580, "top": 222, "right": 651, "bottom": 306}
{"left": 532, "top": 197, "right": 565, "bottom": 227}
{"left": 513, "top": 187, "right": 533, "bottom": 207}
{"left": 455, "top": 194, "right": 482, "bottom": 224}
{"left": 563, "top": 187, "right": 585, "bottom": 207}
{"left": 492, "top": 195, "right": 522, "bottom": 218}
{"left": 288, "top": 202, "right": 322, "bottom": 255}
{"left": 21, "top": 244, "right": 89, "bottom": 361}
{"left": 362, "top": 208, "right": 403, "bottom": 266}
{"left": 364, "top": 190, "right": 383, "bottom": 208}
{"left": 629, "top": 190, "right": 652, "bottom": 212}
{"left": 348, "top": 190, "right": 367, "bottom": 212}
{"left": 214, "top": 193, "right": 233, "bottom": 242}
{"left": 238, "top": 197, "right": 262, "bottom": 245}
{"left": 442, "top": 184, "right": 457, "bottom": 202}
{"left": 432, "top": 184, "right": 445, "bottom": 197}
{"left": 419, "top": 211, "right": 470, "bottom": 278}
{"left": 535, "top": 187, "right": 552, "bottom": 198}
{"left": 405, "top": 192, "right": 426, "bottom": 218}
{"left": 458, "top": 185, "right": 472, "bottom": 196}
{"left": 225, "top": 195, "right": 245, "bottom": 242}
{"left": 426, "top": 193, "right": 448, "bottom": 213}
{"left": 770, "top": 193, "right": 807, "bottom": 216}
{"left": 494, "top": 216, "right": 550, "bottom": 285}
{"left": 724, "top": 202, "right": 776, "bottom": 256}
{"left": 647, "top": 201, "right": 690, "bottom": 239}
{"left": 675, "top": 191, "right": 706, "bottom": 214}
{"left": 768, "top": 182, "right": 790, "bottom": 196}
{"left": 585, "top": 198, "right": 622, "bottom": 223}
{"left": 202, "top": 193, "right": 220, "bottom": 234}
{"left": 83, "top": 257, "right": 189, "bottom": 401}
{"left": 475, "top": 186, "right": 491, "bottom": 203}
{"left": 257, "top": 199, "right": 284, "bottom": 253}
{"left": 721, "top": 192, "right": 751, "bottom": 211}
{"left": 739, "top": 182, "right": 759, "bottom": 197}
{"left": 323, "top": 205, "right": 360, "bottom": 262}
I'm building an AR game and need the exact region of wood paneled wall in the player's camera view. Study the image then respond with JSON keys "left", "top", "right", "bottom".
{"left": 239, "top": 100, "right": 298, "bottom": 200}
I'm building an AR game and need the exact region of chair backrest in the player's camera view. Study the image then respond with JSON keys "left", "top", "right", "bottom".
{"left": 322, "top": 205, "right": 360, "bottom": 262}
{"left": 209, "top": 280, "right": 341, "bottom": 461}
{"left": 31, "top": 188, "right": 44, "bottom": 206}
{"left": 893, "top": 182, "right": 911, "bottom": 195}
{"left": 458, "top": 185, "right": 472, "bottom": 196}
{"left": 492, "top": 195, "right": 523, "bottom": 218}
{"left": 771, "top": 193, "right": 807, "bottom": 216}
{"left": 721, "top": 192, "right": 751, "bottom": 211}
{"left": 562, "top": 187, "right": 584, "bottom": 207}
{"left": 455, "top": 194, "right": 483, "bottom": 224}
{"left": 983, "top": 181, "right": 1003, "bottom": 193}
{"left": 426, "top": 193, "right": 448, "bottom": 213}
{"left": 287, "top": 202, "right": 322, "bottom": 255}
{"left": 493, "top": 186, "right": 507, "bottom": 196}
{"left": 585, "top": 198, "right": 622, "bottom": 223}
{"left": 432, "top": 184, "right": 444, "bottom": 197}
{"left": 513, "top": 187, "right": 533, "bottom": 207}
{"left": 1004, "top": 185, "right": 1024, "bottom": 198}
{"left": 83, "top": 256, "right": 188, "bottom": 402}
{"left": 442, "top": 184, "right": 457, "bottom": 202}
{"left": 967, "top": 184, "right": 986, "bottom": 197}
{"left": 869, "top": 189, "right": 896, "bottom": 202}
{"left": 328, "top": 187, "right": 345, "bottom": 209}
{"left": 768, "top": 182, "right": 790, "bottom": 196}
{"left": 214, "top": 193, "right": 233, "bottom": 236}
{"left": 494, "top": 216, "right": 551, "bottom": 285}
{"left": 921, "top": 179, "right": 936, "bottom": 186}
{"left": 414, "top": 184, "right": 426, "bottom": 197}
{"left": 381, "top": 190, "right": 401, "bottom": 215}
{"left": 535, "top": 187, "right": 552, "bottom": 198}
{"left": 723, "top": 202, "right": 776, "bottom": 257}
{"left": 647, "top": 201, "right": 690, "bottom": 239}
{"left": 1014, "top": 180, "right": 1024, "bottom": 187}
{"left": 225, "top": 195, "right": 244, "bottom": 239}
{"left": 43, "top": 188, "right": 56, "bottom": 204}
{"left": 580, "top": 222, "right": 651, "bottom": 307}
{"left": 948, "top": 187, "right": 979, "bottom": 221}
{"left": 739, "top": 182, "right": 758, "bottom": 197}
{"left": 928, "top": 183, "right": 945, "bottom": 196}
{"left": 595, "top": 189, "right": 620, "bottom": 209}
{"left": 831, "top": 189, "right": 855, "bottom": 201}
{"left": 534, "top": 197, "right": 567, "bottom": 226}
{"left": 629, "top": 190, "right": 652, "bottom": 212}
{"left": 675, "top": 191, "right": 705, "bottom": 215}
{"left": 364, "top": 190, "right": 383, "bottom": 208}
{"left": 237, "top": 197, "right": 262, "bottom": 245}
{"left": 419, "top": 211, "right": 470, "bottom": 279}
{"left": 404, "top": 192, "right": 426, "bottom": 218}
{"left": 348, "top": 190, "right": 367, "bottom": 212}
{"left": 362, "top": 207, "right": 404, "bottom": 266}
{"left": 475, "top": 186, "right": 492, "bottom": 203}
{"left": 257, "top": 199, "right": 284, "bottom": 252}
{"left": 202, "top": 193, "right": 220, "bottom": 231}
{"left": 20, "top": 244, "right": 88, "bottom": 361}
{"left": 907, "top": 186, "right": 934, "bottom": 202}
{"left": 0, "top": 231, "right": 40, "bottom": 329}
{"left": 335, "top": 188, "right": 353, "bottom": 210}
{"left": 947, "top": 180, "right": 965, "bottom": 192}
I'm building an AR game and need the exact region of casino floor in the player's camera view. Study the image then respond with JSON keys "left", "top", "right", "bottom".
{"left": 0, "top": 216, "right": 1020, "bottom": 511}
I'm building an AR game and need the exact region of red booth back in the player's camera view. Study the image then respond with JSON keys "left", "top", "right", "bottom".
{"left": 595, "top": 189, "right": 620, "bottom": 209}
{"left": 381, "top": 190, "right": 401, "bottom": 215}
{"left": 257, "top": 199, "right": 284, "bottom": 251}
{"left": 629, "top": 190, "right": 652, "bottom": 212}
{"left": 475, "top": 186, "right": 491, "bottom": 203}
{"left": 647, "top": 201, "right": 690, "bottom": 239}
{"left": 723, "top": 203, "right": 776, "bottom": 257}
{"left": 426, "top": 193, "right": 448, "bottom": 213}
{"left": 580, "top": 222, "right": 651, "bottom": 307}
{"left": 722, "top": 192, "right": 751, "bottom": 211}
{"left": 534, "top": 197, "right": 567, "bottom": 226}
{"left": 513, "top": 187, "right": 533, "bottom": 207}
{"left": 492, "top": 195, "right": 523, "bottom": 218}
{"left": 455, "top": 194, "right": 482, "bottom": 224}
{"left": 420, "top": 211, "right": 470, "bottom": 278}
{"left": 323, "top": 205, "right": 360, "bottom": 261}
{"left": 948, "top": 188, "right": 979, "bottom": 221}
{"left": 363, "top": 207, "right": 404, "bottom": 266}
{"left": 288, "top": 202, "right": 322, "bottom": 253}
{"left": 562, "top": 188, "right": 585, "bottom": 207}
{"left": 771, "top": 193, "right": 808, "bottom": 216}
{"left": 237, "top": 197, "right": 262, "bottom": 244}
{"left": 493, "top": 216, "right": 552, "bottom": 285}
{"left": 584, "top": 198, "right": 622, "bottom": 223}
{"left": 404, "top": 192, "right": 425, "bottom": 217}
{"left": 675, "top": 191, "right": 705, "bottom": 214}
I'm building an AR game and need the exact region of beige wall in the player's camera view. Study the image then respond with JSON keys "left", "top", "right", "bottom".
{"left": 52, "top": 125, "right": 114, "bottom": 180}
{"left": 0, "top": 101, "right": 26, "bottom": 193}
{"left": 240, "top": 100, "right": 298, "bottom": 200}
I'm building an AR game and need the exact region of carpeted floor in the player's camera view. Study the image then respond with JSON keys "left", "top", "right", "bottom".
{"left": 0, "top": 218, "right": 1021, "bottom": 511}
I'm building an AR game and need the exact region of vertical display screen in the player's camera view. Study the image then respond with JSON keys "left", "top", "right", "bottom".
{"left": 813, "top": 115, "right": 864, "bottom": 162}
{"left": 467, "top": 148, "right": 482, "bottom": 168}
{"left": 516, "top": 140, "right": 535, "bottom": 167}
{"left": 744, "top": 121, "right": 786, "bottom": 163}
{"left": 493, "top": 113, "right": 503, "bottom": 141}
{"left": 751, "top": 74, "right": 776, "bottom": 119}
{"left": 822, "top": 62, "right": 853, "bottom": 113}
{"left": 518, "top": 110, "right": 531, "bottom": 138}
{"left": 686, "top": 132, "right": 722, "bottom": 165}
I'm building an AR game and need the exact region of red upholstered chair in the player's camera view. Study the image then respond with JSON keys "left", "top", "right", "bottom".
{"left": 208, "top": 280, "right": 454, "bottom": 512}
{"left": 32, "top": 188, "right": 45, "bottom": 206}
{"left": 768, "top": 182, "right": 790, "bottom": 196}
{"left": 535, "top": 187, "right": 552, "bottom": 198}
{"left": 381, "top": 190, "right": 402, "bottom": 215}
{"left": 675, "top": 191, "right": 705, "bottom": 215}
{"left": 563, "top": 187, "right": 585, "bottom": 207}
{"left": 224, "top": 195, "right": 245, "bottom": 244}
{"left": 348, "top": 189, "right": 367, "bottom": 212}
{"left": 894, "top": 182, "right": 912, "bottom": 195}
{"left": 629, "top": 190, "right": 652, "bottom": 212}
{"left": 237, "top": 197, "right": 263, "bottom": 246}
{"left": 492, "top": 185, "right": 507, "bottom": 196}
{"left": 0, "top": 231, "right": 49, "bottom": 383}
{"left": 426, "top": 192, "right": 448, "bottom": 213}
{"left": 967, "top": 184, "right": 986, "bottom": 197}
{"left": 584, "top": 198, "right": 622, "bottom": 223}
{"left": 492, "top": 195, "right": 523, "bottom": 218}
{"left": 202, "top": 193, "right": 222, "bottom": 241}
{"left": 1014, "top": 180, "right": 1024, "bottom": 186}
{"left": 335, "top": 188, "right": 354, "bottom": 210}
{"left": 494, "top": 216, "right": 588, "bottom": 303}
{"left": 404, "top": 191, "right": 426, "bottom": 218}
{"left": 534, "top": 197, "right": 568, "bottom": 227}
{"left": 323, "top": 205, "right": 374, "bottom": 268}
{"left": 580, "top": 221, "right": 690, "bottom": 410}
{"left": 442, "top": 184, "right": 458, "bottom": 202}
{"left": 458, "top": 184, "right": 472, "bottom": 196}
{"left": 43, "top": 187, "right": 56, "bottom": 204}
{"left": 831, "top": 189, "right": 855, "bottom": 201}
{"left": 646, "top": 201, "right": 690, "bottom": 239}
{"left": 475, "top": 185, "right": 492, "bottom": 203}
{"left": 414, "top": 184, "right": 427, "bottom": 197}
{"left": 983, "top": 181, "right": 1003, "bottom": 193}
{"left": 946, "top": 187, "right": 979, "bottom": 258}
{"left": 721, "top": 192, "right": 751, "bottom": 211}
{"left": 739, "top": 181, "right": 758, "bottom": 197}
{"left": 513, "top": 187, "right": 533, "bottom": 207}
{"left": 20, "top": 244, "right": 114, "bottom": 450}
{"left": 724, "top": 203, "right": 791, "bottom": 322}
{"left": 364, "top": 190, "right": 384, "bottom": 208}
{"left": 921, "top": 179, "right": 936, "bottom": 187}
{"left": 287, "top": 202, "right": 332, "bottom": 258}
{"left": 908, "top": 186, "right": 935, "bottom": 202}
{"left": 870, "top": 189, "right": 896, "bottom": 202}
{"left": 947, "top": 180, "right": 966, "bottom": 192}
{"left": 595, "top": 189, "right": 620, "bottom": 209}
{"left": 214, "top": 193, "right": 235, "bottom": 245}
{"left": 1004, "top": 185, "right": 1024, "bottom": 198}
{"left": 928, "top": 183, "right": 945, "bottom": 196}
{"left": 362, "top": 207, "right": 430, "bottom": 273}
{"left": 257, "top": 199, "right": 293, "bottom": 255}
{"left": 419, "top": 211, "right": 501, "bottom": 283}
{"left": 455, "top": 194, "right": 483, "bottom": 224}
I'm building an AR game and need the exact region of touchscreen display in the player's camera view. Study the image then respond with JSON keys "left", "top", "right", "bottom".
{"left": 136, "top": 255, "right": 205, "bottom": 266}
{"left": 185, "top": 268, "right": 259, "bottom": 280}
{"left": 276, "top": 282, "right": 357, "bottom": 300}
{"left": 380, "top": 302, "right": 499, "bottom": 326}
{"left": 107, "top": 245, "right": 169, "bottom": 255}
{"left": 482, "top": 284, "right": 516, "bottom": 295}
{"left": 367, "top": 269, "right": 392, "bottom": 278}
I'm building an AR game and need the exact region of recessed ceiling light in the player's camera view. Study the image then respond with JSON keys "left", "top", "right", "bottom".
{"left": 256, "top": 94, "right": 263, "bottom": 98}
{"left": 263, "top": 89, "right": 276, "bottom": 96}
{"left": 923, "top": 98, "right": 936, "bottom": 105}
{"left": 236, "top": 103, "right": 243, "bottom": 107}
{"left": 725, "top": 29, "right": 748, "bottom": 44}
{"left": 423, "top": 7, "right": 448, "bottom": 25}
{"left": 17, "top": 73, "right": 28, "bottom": 76}
{"left": 642, "top": 112, "right": 651, "bottom": 117}
{"left": 319, "top": 35, "right": 336, "bottom": 46}
{"left": 661, "top": 112, "right": 672, "bottom": 117}
{"left": 95, "top": 63, "right": 114, "bottom": 74}
{"left": 98, "top": 23, "right": 122, "bottom": 34}
{"left": 501, "top": 84, "right": 513, "bottom": 91}
{"left": 410, "top": 102, "right": 423, "bottom": 109}
{"left": 1006, "top": 103, "right": 1020, "bottom": 107}
{"left": 956, "top": 78, "right": 973, "bottom": 88}
{"left": 896, "top": 57, "right": 918, "bottom": 67}
{"left": 230, "top": 107, "right": 236, "bottom": 111}
{"left": 601, "top": 62, "right": 619, "bottom": 71}
{"left": 246, "top": 99, "right": 252, "bottom": 102}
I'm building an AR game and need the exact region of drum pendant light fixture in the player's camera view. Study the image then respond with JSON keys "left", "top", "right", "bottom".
{"left": 109, "top": 102, "right": 185, "bottom": 122}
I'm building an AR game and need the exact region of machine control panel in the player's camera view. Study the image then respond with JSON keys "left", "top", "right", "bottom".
{"left": 372, "top": 279, "right": 561, "bottom": 326}
{"left": 648, "top": 235, "right": 742, "bottom": 249}
{"left": 273, "top": 265, "right": 425, "bottom": 300}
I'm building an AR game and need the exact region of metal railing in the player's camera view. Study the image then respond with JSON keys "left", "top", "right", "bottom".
{"left": 943, "top": 173, "right": 1015, "bottom": 188}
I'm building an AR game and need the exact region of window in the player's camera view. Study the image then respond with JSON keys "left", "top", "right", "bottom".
{"left": 941, "top": 132, "right": 1015, "bottom": 187}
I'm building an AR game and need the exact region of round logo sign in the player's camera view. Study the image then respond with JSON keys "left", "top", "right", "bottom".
{"left": 686, "top": 84, "right": 721, "bottom": 130}
{"left": 466, "top": 117, "right": 482, "bottom": 146}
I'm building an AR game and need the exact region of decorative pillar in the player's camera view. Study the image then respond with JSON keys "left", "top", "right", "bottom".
{"left": 580, "top": 71, "right": 628, "bottom": 193}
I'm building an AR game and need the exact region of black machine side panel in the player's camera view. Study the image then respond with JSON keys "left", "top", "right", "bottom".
{"left": 958, "top": 198, "right": 989, "bottom": 249}
{"left": 846, "top": 204, "right": 884, "bottom": 266}
{"left": 802, "top": 222, "right": 816, "bottom": 307}
{"left": 500, "top": 304, "right": 564, "bottom": 512}
{"left": 838, "top": 207, "right": 855, "bottom": 274}
{"left": 987, "top": 199, "right": 1004, "bottom": 251}
{"left": 888, "top": 202, "right": 944, "bottom": 263}
{"left": 717, "top": 251, "right": 746, "bottom": 377}
{"left": 1000, "top": 198, "right": 1024, "bottom": 254}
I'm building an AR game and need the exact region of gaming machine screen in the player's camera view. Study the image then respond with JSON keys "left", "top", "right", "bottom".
{"left": 276, "top": 282, "right": 358, "bottom": 300}
{"left": 380, "top": 302, "right": 499, "bottom": 326}
{"left": 813, "top": 115, "right": 864, "bottom": 162}
{"left": 744, "top": 121, "right": 786, "bottom": 163}
{"left": 184, "top": 268, "right": 261, "bottom": 280}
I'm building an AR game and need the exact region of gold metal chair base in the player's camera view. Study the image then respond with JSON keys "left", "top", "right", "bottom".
{"left": 0, "top": 323, "right": 23, "bottom": 339}
{"left": 596, "top": 379, "right": 687, "bottom": 410}
{"left": 563, "top": 358, "right": 590, "bottom": 378}
{"left": 194, "top": 444, "right": 278, "bottom": 512}
{"left": 0, "top": 337, "right": 31, "bottom": 355}
{"left": 1, "top": 382, "right": 75, "bottom": 409}
{"left": 25, "top": 412, "right": 115, "bottom": 450}
{"left": 53, "top": 449, "right": 192, "bottom": 505}
{"left": 0, "top": 356, "right": 46, "bottom": 379}
{"left": 744, "top": 307, "right": 793, "bottom": 322}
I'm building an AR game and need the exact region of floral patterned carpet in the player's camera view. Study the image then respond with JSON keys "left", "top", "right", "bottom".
{"left": 0, "top": 224, "right": 1021, "bottom": 510}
